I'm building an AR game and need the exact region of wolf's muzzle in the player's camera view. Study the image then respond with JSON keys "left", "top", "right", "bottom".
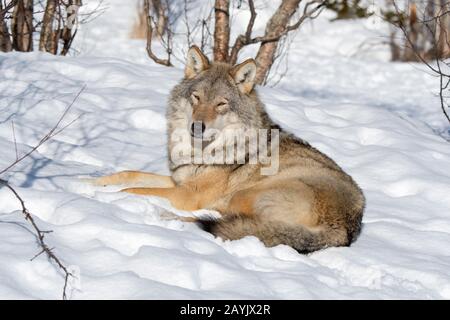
{"left": 191, "top": 121, "right": 206, "bottom": 138}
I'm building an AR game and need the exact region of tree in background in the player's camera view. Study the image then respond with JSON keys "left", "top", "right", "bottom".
{"left": 385, "top": 0, "right": 450, "bottom": 62}
{"left": 39, "top": 0, "right": 83, "bottom": 55}
{"left": 143, "top": 0, "right": 327, "bottom": 85}
{"left": 131, "top": 0, "right": 168, "bottom": 39}
{"left": 0, "top": 0, "right": 102, "bottom": 56}
{"left": 386, "top": 0, "right": 450, "bottom": 123}
{"left": 0, "top": 1, "right": 17, "bottom": 51}
{"left": 325, "top": 0, "right": 372, "bottom": 20}
{"left": 11, "top": 0, "right": 33, "bottom": 51}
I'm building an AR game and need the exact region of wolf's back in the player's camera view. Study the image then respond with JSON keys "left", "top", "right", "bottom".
{"left": 198, "top": 215, "right": 359, "bottom": 253}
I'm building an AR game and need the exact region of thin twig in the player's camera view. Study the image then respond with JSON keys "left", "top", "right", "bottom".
{"left": 0, "top": 84, "right": 86, "bottom": 176}
{"left": 390, "top": 1, "right": 450, "bottom": 76}
{"left": 388, "top": 1, "right": 450, "bottom": 124}
{"left": 0, "top": 0, "right": 18, "bottom": 16}
{"left": 229, "top": 0, "right": 326, "bottom": 65}
{"left": 144, "top": 0, "right": 173, "bottom": 66}
{"left": 0, "top": 179, "right": 72, "bottom": 300}
{"left": 11, "top": 120, "right": 18, "bottom": 161}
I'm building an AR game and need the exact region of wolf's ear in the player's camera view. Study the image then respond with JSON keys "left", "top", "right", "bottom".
{"left": 185, "top": 45, "right": 209, "bottom": 79}
{"left": 230, "top": 59, "right": 257, "bottom": 94}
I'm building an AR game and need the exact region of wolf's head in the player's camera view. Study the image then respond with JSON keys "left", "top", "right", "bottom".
{"left": 167, "top": 46, "right": 279, "bottom": 177}
{"left": 167, "top": 45, "right": 268, "bottom": 143}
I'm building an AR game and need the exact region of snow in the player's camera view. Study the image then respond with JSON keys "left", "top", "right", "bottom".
{"left": 1, "top": 0, "right": 450, "bottom": 299}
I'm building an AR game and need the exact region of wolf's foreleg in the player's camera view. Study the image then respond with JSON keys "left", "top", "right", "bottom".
{"left": 91, "top": 171, "right": 175, "bottom": 188}
{"left": 121, "top": 186, "right": 200, "bottom": 211}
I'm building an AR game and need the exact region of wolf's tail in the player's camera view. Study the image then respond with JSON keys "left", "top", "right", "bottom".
{"left": 198, "top": 215, "right": 356, "bottom": 253}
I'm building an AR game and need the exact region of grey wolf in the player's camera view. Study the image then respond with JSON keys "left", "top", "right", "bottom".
{"left": 92, "top": 45, "right": 365, "bottom": 253}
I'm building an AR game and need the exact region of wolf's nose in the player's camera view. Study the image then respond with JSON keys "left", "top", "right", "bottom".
{"left": 191, "top": 121, "right": 205, "bottom": 138}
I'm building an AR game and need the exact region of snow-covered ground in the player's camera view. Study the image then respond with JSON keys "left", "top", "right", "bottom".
{"left": 1, "top": 0, "right": 450, "bottom": 299}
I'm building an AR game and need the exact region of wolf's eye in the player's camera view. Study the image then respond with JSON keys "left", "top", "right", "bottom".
{"left": 216, "top": 100, "right": 229, "bottom": 113}
{"left": 191, "top": 92, "right": 200, "bottom": 103}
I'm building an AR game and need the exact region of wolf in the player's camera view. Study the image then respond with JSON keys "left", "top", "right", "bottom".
{"left": 92, "top": 45, "right": 365, "bottom": 253}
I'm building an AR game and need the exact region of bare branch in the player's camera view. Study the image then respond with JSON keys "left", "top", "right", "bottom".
{"left": 144, "top": 0, "right": 173, "bottom": 66}
{"left": 229, "top": 0, "right": 256, "bottom": 65}
{"left": 256, "top": 0, "right": 326, "bottom": 44}
{"left": 0, "top": 84, "right": 86, "bottom": 176}
{"left": 254, "top": 0, "right": 326, "bottom": 84}
{"left": 0, "top": 0, "right": 18, "bottom": 16}
{"left": 437, "top": 54, "right": 450, "bottom": 123}
{"left": 0, "top": 179, "right": 73, "bottom": 299}
{"left": 183, "top": 0, "right": 192, "bottom": 47}
{"left": 11, "top": 120, "right": 18, "bottom": 161}
{"left": 388, "top": 1, "right": 450, "bottom": 124}
{"left": 230, "top": 0, "right": 325, "bottom": 79}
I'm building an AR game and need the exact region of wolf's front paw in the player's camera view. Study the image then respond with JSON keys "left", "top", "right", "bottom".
{"left": 78, "top": 176, "right": 108, "bottom": 187}
{"left": 89, "top": 176, "right": 110, "bottom": 187}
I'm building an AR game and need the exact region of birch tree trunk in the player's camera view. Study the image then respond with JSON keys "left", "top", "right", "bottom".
{"left": 213, "top": 0, "right": 230, "bottom": 62}
{"left": 0, "top": 6, "right": 12, "bottom": 52}
{"left": 60, "top": 0, "right": 81, "bottom": 56}
{"left": 255, "top": 0, "right": 301, "bottom": 84}
{"left": 39, "top": 0, "right": 57, "bottom": 53}
{"left": 0, "top": 1, "right": 14, "bottom": 52}
{"left": 12, "top": 0, "right": 33, "bottom": 52}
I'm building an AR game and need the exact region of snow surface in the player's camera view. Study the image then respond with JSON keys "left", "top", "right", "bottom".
{"left": 0, "top": 0, "right": 450, "bottom": 299}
